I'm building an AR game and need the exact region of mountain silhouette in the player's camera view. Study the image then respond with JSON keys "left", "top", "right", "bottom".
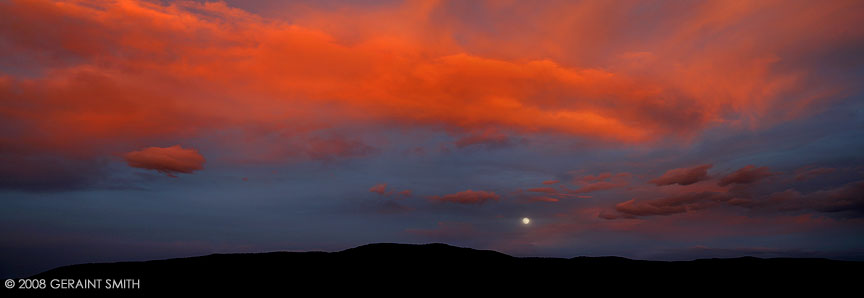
{"left": 3, "top": 243, "right": 859, "bottom": 296}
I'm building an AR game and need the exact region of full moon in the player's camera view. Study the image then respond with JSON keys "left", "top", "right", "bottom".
{"left": 522, "top": 217, "right": 531, "bottom": 225}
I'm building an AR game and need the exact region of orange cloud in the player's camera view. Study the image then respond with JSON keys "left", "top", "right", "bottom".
{"left": 0, "top": 0, "right": 861, "bottom": 163}
{"left": 123, "top": 145, "right": 205, "bottom": 177}
{"left": 428, "top": 190, "right": 501, "bottom": 205}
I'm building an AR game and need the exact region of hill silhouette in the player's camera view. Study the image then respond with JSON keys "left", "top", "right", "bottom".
{"left": 3, "top": 243, "right": 859, "bottom": 296}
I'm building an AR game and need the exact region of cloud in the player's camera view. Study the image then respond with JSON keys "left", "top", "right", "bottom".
{"left": 428, "top": 190, "right": 501, "bottom": 205}
{"left": 526, "top": 187, "right": 558, "bottom": 194}
{"left": 602, "top": 180, "right": 864, "bottom": 219}
{"left": 742, "top": 180, "right": 864, "bottom": 216}
{"left": 608, "top": 192, "right": 733, "bottom": 218}
{"left": 527, "top": 196, "right": 559, "bottom": 203}
{"left": 397, "top": 190, "right": 413, "bottom": 198}
{"left": 123, "top": 145, "right": 205, "bottom": 177}
{"left": 369, "top": 183, "right": 388, "bottom": 195}
{"left": 0, "top": 0, "right": 859, "bottom": 165}
{"left": 574, "top": 173, "right": 617, "bottom": 184}
{"left": 1, "top": 0, "right": 862, "bottom": 191}
{"left": 718, "top": 165, "right": 775, "bottom": 186}
{"left": 795, "top": 167, "right": 836, "bottom": 181}
{"left": 369, "top": 183, "right": 412, "bottom": 199}
{"left": 542, "top": 180, "right": 560, "bottom": 185}
{"left": 515, "top": 184, "right": 591, "bottom": 202}
{"left": 650, "top": 164, "right": 713, "bottom": 186}
{"left": 566, "top": 181, "right": 624, "bottom": 194}
{"left": 566, "top": 172, "right": 630, "bottom": 194}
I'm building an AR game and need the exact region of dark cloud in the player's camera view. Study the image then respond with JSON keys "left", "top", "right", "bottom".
{"left": 565, "top": 181, "right": 624, "bottom": 194}
{"left": 609, "top": 192, "right": 733, "bottom": 218}
{"left": 566, "top": 172, "right": 630, "bottom": 194}
{"left": 603, "top": 180, "right": 864, "bottom": 219}
{"left": 718, "top": 165, "right": 775, "bottom": 186}
{"left": 527, "top": 196, "right": 559, "bottom": 203}
{"left": 795, "top": 167, "right": 837, "bottom": 181}
{"left": 526, "top": 187, "right": 558, "bottom": 194}
{"left": 515, "top": 185, "right": 588, "bottom": 203}
{"left": 574, "top": 173, "right": 618, "bottom": 184}
{"left": 742, "top": 181, "right": 864, "bottom": 216}
{"left": 124, "top": 145, "right": 205, "bottom": 177}
{"left": 650, "top": 164, "right": 713, "bottom": 186}
{"left": 428, "top": 190, "right": 501, "bottom": 205}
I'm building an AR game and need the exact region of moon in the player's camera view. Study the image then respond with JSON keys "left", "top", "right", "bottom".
{"left": 522, "top": 217, "right": 531, "bottom": 225}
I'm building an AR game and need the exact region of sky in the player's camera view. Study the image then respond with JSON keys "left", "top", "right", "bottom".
{"left": 1, "top": 0, "right": 864, "bottom": 277}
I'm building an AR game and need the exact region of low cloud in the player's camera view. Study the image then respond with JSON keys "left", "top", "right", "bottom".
{"left": 369, "top": 183, "right": 388, "bottom": 194}
{"left": 526, "top": 187, "right": 558, "bottom": 194}
{"left": 567, "top": 172, "right": 630, "bottom": 193}
{"left": 428, "top": 190, "right": 501, "bottom": 205}
{"left": 795, "top": 167, "right": 836, "bottom": 181}
{"left": 124, "top": 145, "right": 205, "bottom": 177}
{"left": 369, "top": 183, "right": 412, "bottom": 199}
{"left": 602, "top": 180, "right": 864, "bottom": 219}
{"left": 609, "top": 192, "right": 733, "bottom": 218}
{"left": 718, "top": 165, "right": 775, "bottom": 186}
{"left": 527, "top": 196, "right": 559, "bottom": 203}
{"left": 650, "top": 164, "right": 712, "bottom": 186}
{"left": 741, "top": 181, "right": 864, "bottom": 216}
